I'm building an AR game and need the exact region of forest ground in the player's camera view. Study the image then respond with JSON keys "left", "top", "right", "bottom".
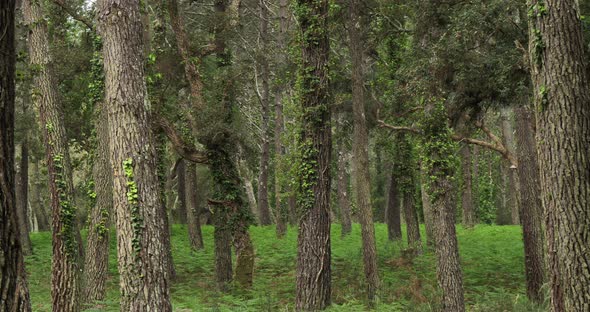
{"left": 26, "top": 224, "right": 546, "bottom": 311}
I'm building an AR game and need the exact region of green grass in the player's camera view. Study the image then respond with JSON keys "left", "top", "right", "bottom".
{"left": 25, "top": 224, "right": 546, "bottom": 311}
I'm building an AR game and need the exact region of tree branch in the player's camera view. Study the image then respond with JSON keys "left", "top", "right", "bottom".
{"left": 156, "top": 116, "right": 209, "bottom": 164}
{"left": 51, "top": 0, "right": 94, "bottom": 31}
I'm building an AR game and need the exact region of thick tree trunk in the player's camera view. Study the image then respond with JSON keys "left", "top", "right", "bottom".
{"left": 23, "top": 0, "right": 83, "bottom": 310}
{"left": 83, "top": 103, "right": 112, "bottom": 302}
{"left": 0, "top": 1, "right": 32, "bottom": 308}
{"left": 175, "top": 159, "right": 187, "bottom": 224}
{"left": 256, "top": 0, "right": 273, "bottom": 226}
{"left": 459, "top": 145, "right": 475, "bottom": 228}
{"left": 514, "top": 104, "right": 545, "bottom": 303}
{"left": 213, "top": 212, "right": 233, "bottom": 291}
{"left": 500, "top": 107, "right": 519, "bottom": 225}
{"left": 337, "top": 141, "right": 352, "bottom": 237}
{"left": 349, "top": 0, "right": 380, "bottom": 303}
{"left": 294, "top": 0, "right": 332, "bottom": 309}
{"left": 98, "top": 0, "right": 172, "bottom": 309}
{"left": 186, "top": 163, "right": 204, "bottom": 250}
{"left": 16, "top": 141, "right": 32, "bottom": 255}
{"left": 386, "top": 172, "right": 402, "bottom": 241}
{"left": 528, "top": 1, "right": 590, "bottom": 310}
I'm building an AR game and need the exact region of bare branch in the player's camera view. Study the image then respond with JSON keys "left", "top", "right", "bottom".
{"left": 51, "top": 0, "right": 94, "bottom": 31}
{"left": 155, "top": 116, "right": 209, "bottom": 164}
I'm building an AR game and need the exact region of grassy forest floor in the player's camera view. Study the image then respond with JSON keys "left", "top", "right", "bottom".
{"left": 26, "top": 224, "right": 547, "bottom": 311}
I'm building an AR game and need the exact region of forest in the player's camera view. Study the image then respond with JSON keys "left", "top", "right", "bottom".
{"left": 1, "top": 0, "right": 590, "bottom": 311}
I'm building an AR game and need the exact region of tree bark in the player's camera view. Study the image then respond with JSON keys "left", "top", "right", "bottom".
{"left": 30, "top": 160, "right": 50, "bottom": 231}
{"left": 175, "top": 159, "right": 187, "bottom": 224}
{"left": 0, "top": 0, "right": 32, "bottom": 308}
{"left": 500, "top": 107, "right": 519, "bottom": 225}
{"left": 98, "top": 0, "right": 172, "bottom": 309}
{"left": 294, "top": 0, "right": 332, "bottom": 309}
{"left": 514, "top": 104, "right": 545, "bottom": 303}
{"left": 459, "top": 145, "right": 475, "bottom": 228}
{"left": 402, "top": 190, "right": 422, "bottom": 253}
{"left": 528, "top": 1, "right": 590, "bottom": 310}
{"left": 186, "top": 163, "right": 204, "bottom": 250}
{"left": 420, "top": 164, "right": 435, "bottom": 247}
{"left": 349, "top": 0, "right": 380, "bottom": 303}
{"left": 83, "top": 102, "right": 112, "bottom": 302}
{"left": 274, "top": 0, "right": 290, "bottom": 239}
{"left": 337, "top": 141, "right": 352, "bottom": 237}
{"left": 16, "top": 141, "right": 32, "bottom": 255}
{"left": 23, "top": 0, "right": 83, "bottom": 309}
{"left": 386, "top": 172, "right": 402, "bottom": 241}
{"left": 256, "top": 0, "right": 273, "bottom": 226}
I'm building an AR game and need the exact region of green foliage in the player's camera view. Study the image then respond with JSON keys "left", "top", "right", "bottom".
{"left": 123, "top": 158, "right": 143, "bottom": 256}
{"left": 477, "top": 172, "right": 497, "bottom": 225}
{"left": 25, "top": 224, "right": 544, "bottom": 311}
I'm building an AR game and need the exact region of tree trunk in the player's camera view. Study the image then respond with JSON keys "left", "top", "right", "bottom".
{"left": 83, "top": 102, "right": 112, "bottom": 303}
{"left": 213, "top": 211, "right": 233, "bottom": 291}
{"left": 274, "top": 0, "right": 289, "bottom": 239}
{"left": 98, "top": 0, "right": 172, "bottom": 309}
{"left": 175, "top": 159, "right": 187, "bottom": 224}
{"left": 349, "top": 0, "right": 380, "bottom": 303}
{"left": 186, "top": 163, "right": 204, "bottom": 250}
{"left": 420, "top": 164, "right": 435, "bottom": 247}
{"left": 16, "top": 141, "right": 32, "bottom": 255}
{"left": 402, "top": 190, "right": 422, "bottom": 253}
{"left": 0, "top": 1, "right": 32, "bottom": 308}
{"left": 23, "top": 0, "right": 83, "bottom": 309}
{"left": 514, "top": 104, "right": 545, "bottom": 303}
{"left": 500, "top": 107, "right": 519, "bottom": 225}
{"left": 386, "top": 172, "right": 402, "bottom": 241}
{"left": 294, "top": 0, "right": 332, "bottom": 309}
{"left": 30, "top": 160, "right": 49, "bottom": 231}
{"left": 256, "top": 0, "right": 273, "bottom": 226}
{"left": 459, "top": 145, "right": 475, "bottom": 228}
{"left": 528, "top": 1, "right": 590, "bottom": 310}
{"left": 337, "top": 141, "right": 352, "bottom": 237}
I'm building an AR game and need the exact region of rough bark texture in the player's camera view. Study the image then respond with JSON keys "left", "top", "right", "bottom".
{"left": 294, "top": 0, "right": 332, "bottom": 309}
{"left": 15, "top": 141, "right": 32, "bottom": 255}
{"left": 256, "top": 0, "right": 272, "bottom": 226}
{"left": 175, "top": 159, "right": 187, "bottom": 224}
{"left": 186, "top": 164, "right": 204, "bottom": 250}
{"left": 499, "top": 107, "right": 519, "bottom": 225}
{"left": 459, "top": 145, "right": 475, "bottom": 228}
{"left": 514, "top": 104, "right": 545, "bottom": 303}
{"left": 386, "top": 172, "right": 402, "bottom": 241}
{"left": 0, "top": 1, "right": 32, "bottom": 309}
{"left": 23, "top": 0, "right": 83, "bottom": 309}
{"left": 349, "top": 0, "right": 380, "bottom": 303}
{"left": 213, "top": 211, "right": 233, "bottom": 291}
{"left": 337, "top": 141, "right": 352, "bottom": 237}
{"left": 83, "top": 103, "right": 112, "bottom": 302}
{"left": 528, "top": 1, "right": 590, "bottom": 310}
{"left": 98, "top": 0, "right": 172, "bottom": 309}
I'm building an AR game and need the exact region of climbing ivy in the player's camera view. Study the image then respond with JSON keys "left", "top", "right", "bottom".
{"left": 53, "top": 153, "right": 78, "bottom": 256}
{"left": 123, "top": 158, "right": 143, "bottom": 256}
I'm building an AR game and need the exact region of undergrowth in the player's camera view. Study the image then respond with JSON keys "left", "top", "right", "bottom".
{"left": 25, "top": 224, "right": 546, "bottom": 311}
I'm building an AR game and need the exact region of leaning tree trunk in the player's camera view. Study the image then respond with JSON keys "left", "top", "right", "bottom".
{"left": 294, "top": 0, "right": 332, "bottom": 309}
{"left": 16, "top": 140, "right": 32, "bottom": 255}
{"left": 386, "top": 172, "right": 402, "bottom": 241}
{"left": 98, "top": 0, "right": 172, "bottom": 309}
{"left": 349, "top": 0, "right": 380, "bottom": 302}
{"left": 514, "top": 103, "right": 545, "bottom": 303}
{"left": 23, "top": 0, "right": 83, "bottom": 310}
{"left": 528, "top": 1, "right": 590, "bottom": 310}
{"left": 186, "top": 163, "right": 204, "bottom": 250}
{"left": 83, "top": 102, "right": 112, "bottom": 302}
{"left": 0, "top": 0, "right": 32, "bottom": 308}
{"left": 459, "top": 145, "right": 475, "bottom": 228}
